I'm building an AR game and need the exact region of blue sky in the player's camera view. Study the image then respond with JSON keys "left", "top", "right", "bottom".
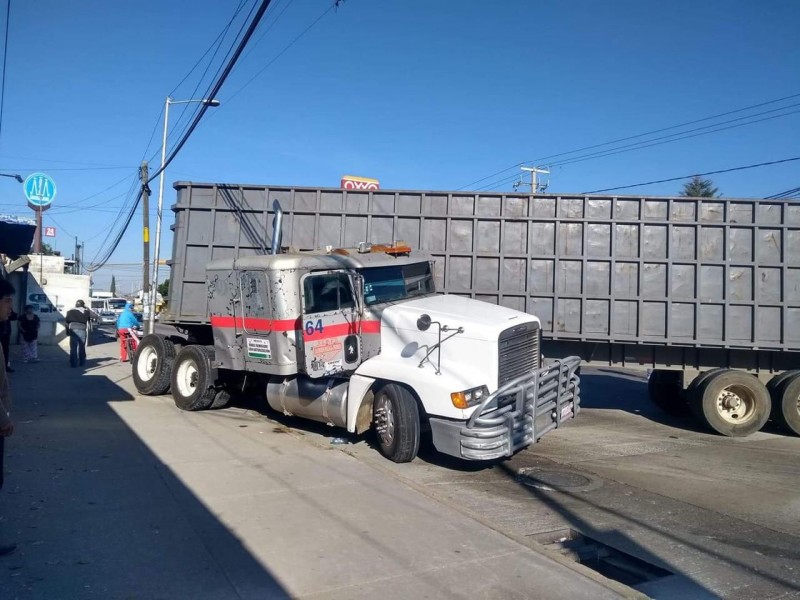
{"left": 0, "top": 0, "right": 798, "bottom": 291}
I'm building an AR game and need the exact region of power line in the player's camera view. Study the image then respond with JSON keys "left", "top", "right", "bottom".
{"left": 765, "top": 185, "right": 800, "bottom": 199}
{"left": 0, "top": 0, "right": 9, "bottom": 147}
{"left": 580, "top": 157, "right": 800, "bottom": 195}
{"left": 457, "top": 91, "right": 800, "bottom": 190}
{"left": 147, "top": 0, "right": 274, "bottom": 185}
{"left": 471, "top": 108, "right": 800, "bottom": 192}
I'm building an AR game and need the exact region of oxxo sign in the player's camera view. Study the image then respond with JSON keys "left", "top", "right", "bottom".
{"left": 340, "top": 175, "right": 380, "bottom": 191}
{"left": 24, "top": 172, "right": 57, "bottom": 209}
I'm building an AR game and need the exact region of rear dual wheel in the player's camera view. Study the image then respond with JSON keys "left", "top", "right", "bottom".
{"left": 647, "top": 370, "right": 689, "bottom": 416}
{"left": 132, "top": 335, "right": 175, "bottom": 395}
{"left": 171, "top": 345, "right": 217, "bottom": 411}
{"left": 689, "top": 370, "right": 770, "bottom": 437}
{"left": 769, "top": 371, "right": 800, "bottom": 436}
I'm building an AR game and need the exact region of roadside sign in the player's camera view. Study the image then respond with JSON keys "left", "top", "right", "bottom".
{"left": 341, "top": 175, "right": 380, "bottom": 191}
{"left": 24, "top": 172, "right": 57, "bottom": 207}
{"left": 44, "top": 226, "right": 56, "bottom": 237}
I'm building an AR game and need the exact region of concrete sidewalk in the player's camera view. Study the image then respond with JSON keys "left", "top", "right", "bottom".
{"left": 0, "top": 336, "right": 633, "bottom": 599}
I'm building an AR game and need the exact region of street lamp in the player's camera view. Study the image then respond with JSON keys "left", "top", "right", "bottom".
{"left": 149, "top": 96, "right": 220, "bottom": 334}
{"left": 0, "top": 173, "right": 23, "bottom": 183}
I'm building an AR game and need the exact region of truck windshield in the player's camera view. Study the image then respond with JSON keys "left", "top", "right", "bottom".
{"left": 108, "top": 299, "right": 127, "bottom": 310}
{"left": 361, "top": 262, "right": 434, "bottom": 306}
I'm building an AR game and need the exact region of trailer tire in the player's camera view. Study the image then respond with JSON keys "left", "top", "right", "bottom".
{"left": 772, "top": 374, "right": 800, "bottom": 436}
{"left": 373, "top": 383, "right": 420, "bottom": 463}
{"left": 767, "top": 370, "right": 800, "bottom": 402}
{"left": 689, "top": 370, "right": 770, "bottom": 437}
{"left": 647, "top": 370, "right": 689, "bottom": 416}
{"left": 132, "top": 334, "right": 175, "bottom": 396}
{"left": 171, "top": 345, "right": 216, "bottom": 411}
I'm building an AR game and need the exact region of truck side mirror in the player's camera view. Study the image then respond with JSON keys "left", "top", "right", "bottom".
{"left": 417, "top": 314, "right": 431, "bottom": 331}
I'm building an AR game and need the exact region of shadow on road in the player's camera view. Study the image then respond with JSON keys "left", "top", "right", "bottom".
{"left": 1, "top": 342, "right": 289, "bottom": 599}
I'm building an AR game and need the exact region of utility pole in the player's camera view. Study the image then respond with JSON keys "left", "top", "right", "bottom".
{"left": 520, "top": 165, "right": 550, "bottom": 193}
{"left": 140, "top": 161, "right": 151, "bottom": 332}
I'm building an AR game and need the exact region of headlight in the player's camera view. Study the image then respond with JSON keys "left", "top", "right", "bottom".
{"left": 451, "top": 385, "right": 490, "bottom": 409}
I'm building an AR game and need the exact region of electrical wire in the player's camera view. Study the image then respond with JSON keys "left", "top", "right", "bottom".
{"left": 765, "top": 186, "right": 800, "bottom": 199}
{"left": 458, "top": 91, "right": 800, "bottom": 190}
{"left": 0, "top": 0, "right": 9, "bottom": 146}
{"left": 472, "top": 108, "right": 800, "bottom": 192}
{"left": 147, "top": 0, "right": 274, "bottom": 185}
{"left": 580, "top": 157, "right": 800, "bottom": 195}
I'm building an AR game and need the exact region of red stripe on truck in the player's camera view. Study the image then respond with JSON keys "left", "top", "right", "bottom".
{"left": 210, "top": 315, "right": 381, "bottom": 339}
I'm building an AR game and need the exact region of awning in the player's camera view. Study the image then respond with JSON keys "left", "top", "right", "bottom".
{"left": 0, "top": 215, "right": 36, "bottom": 257}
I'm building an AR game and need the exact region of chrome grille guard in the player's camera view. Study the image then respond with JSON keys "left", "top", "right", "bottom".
{"left": 460, "top": 357, "right": 581, "bottom": 460}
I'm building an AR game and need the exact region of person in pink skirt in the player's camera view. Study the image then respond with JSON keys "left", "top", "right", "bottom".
{"left": 18, "top": 305, "right": 40, "bottom": 363}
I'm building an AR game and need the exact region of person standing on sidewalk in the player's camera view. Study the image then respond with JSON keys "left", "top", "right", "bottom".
{"left": 65, "top": 300, "right": 91, "bottom": 368}
{"left": 18, "top": 306, "right": 40, "bottom": 363}
{"left": 115, "top": 302, "right": 139, "bottom": 361}
{"left": 0, "top": 278, "right": 17, "bottom": 556}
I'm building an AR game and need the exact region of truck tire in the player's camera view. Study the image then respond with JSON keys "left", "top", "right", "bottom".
{"left": 171, "top": 345, "right": 216, "bottom": 411}
{"left": 689, "top": 370, "right": 770, "bottom": 437}
{"left": 373, "top": 383, "right": 420, "bottom": 463}
{"left": 132, "top": 334, "right": 175, "bottom": 396}
{"left": 211, "top": 389, "right": 233, "bottom": 410}
{"left": 772, "top": 374, "right": 800, "bottom": 436}
{"left": 647, "top": 370, "right": 689, "bottom": 416}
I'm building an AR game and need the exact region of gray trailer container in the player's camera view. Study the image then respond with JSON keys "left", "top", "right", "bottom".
{"left": 164, "top": 182, "right": 800, "bottom": 437}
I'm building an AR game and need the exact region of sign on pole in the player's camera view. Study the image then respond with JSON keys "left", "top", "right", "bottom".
{"left": 24, "top": 173, "right": 57, "bottom": 208}
{"left": 44, "top": 226, "right": 56, "bottom": 237}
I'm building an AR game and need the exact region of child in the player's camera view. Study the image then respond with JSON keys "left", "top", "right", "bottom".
{"left": 18, "top": 305, "right": 40, "bottom": 363}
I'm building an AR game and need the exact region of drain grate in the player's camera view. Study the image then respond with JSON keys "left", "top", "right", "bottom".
{"left": 532, "top": 528, "right": 673, "bottom": 587}
{"left": 519, "top": 469, "right": 596, "bottom": 492}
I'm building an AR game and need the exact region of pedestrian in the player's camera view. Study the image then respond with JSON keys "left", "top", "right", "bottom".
{"left": 18, "top": 305, "right": 40, "bottom": 363}
{"left": 0, "top": 307, "right": 16, "bottom": 373}
{"left": 65, "top": 300, "right": 91, "bottom": 368}
{"left": 116, "top": 302, "right": 139, "bottom": 362}
{"left": 0, "top": 278, "right": 17, "bottom": 556}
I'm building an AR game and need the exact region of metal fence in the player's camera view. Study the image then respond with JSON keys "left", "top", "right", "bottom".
{"left": 170, "top": 183, "right": 800, "bottom": 351}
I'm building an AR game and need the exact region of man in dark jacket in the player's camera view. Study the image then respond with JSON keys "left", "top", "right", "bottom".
{"left": 0, "top": 309, "right": 16, "bottom": 372}
{"left": 65, "top": 300, "right": 91, "bottom": 367}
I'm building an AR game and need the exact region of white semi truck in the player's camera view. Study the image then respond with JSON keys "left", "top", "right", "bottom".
{"left": 131, "top": 196, "right": 580, "bottom": 463}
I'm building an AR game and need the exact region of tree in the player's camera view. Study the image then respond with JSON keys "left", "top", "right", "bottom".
{"left": 110, "top": 275, "right": 116, "bottom": 295}
{"left": 680, "top": 176, "right": 720, "bottom": 198}
{"left": 157, "top": 278, "right": 169, "bottom": 298}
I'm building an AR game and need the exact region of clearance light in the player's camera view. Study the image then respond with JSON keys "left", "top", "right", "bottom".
{"left": 451, "top": 385, "right": 490, "bottom": 409}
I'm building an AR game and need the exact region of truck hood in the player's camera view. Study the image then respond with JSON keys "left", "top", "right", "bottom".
{"left": 381, "top": 294, "right": 538, "bottom": 342}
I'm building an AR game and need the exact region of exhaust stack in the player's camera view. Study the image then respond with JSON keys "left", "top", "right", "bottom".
{"left": 271, "top": 200, "right": 283, "bottom": 255}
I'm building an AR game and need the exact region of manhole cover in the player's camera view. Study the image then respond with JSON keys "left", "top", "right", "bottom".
{"left": 519, "top": 469, "right": 595, "bottom": 492}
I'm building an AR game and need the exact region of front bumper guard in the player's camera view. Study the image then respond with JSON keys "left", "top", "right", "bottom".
{"left": 428, "top": 357, "right": 581, "bottom": 461}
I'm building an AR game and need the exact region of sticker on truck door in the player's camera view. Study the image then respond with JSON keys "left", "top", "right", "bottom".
{"left": 247, "top": 337, "right": 272, "bottom": 359}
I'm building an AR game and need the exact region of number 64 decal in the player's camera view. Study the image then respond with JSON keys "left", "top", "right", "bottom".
{"left": 305, "top": 319, "right": 323, "bottom": 335}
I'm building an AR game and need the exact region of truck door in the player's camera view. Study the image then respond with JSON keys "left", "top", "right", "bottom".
{"left": 239, "top": 270, "right": 273, "bottom": 364}
{"left": 300, "top": 270, "right": 362, "bottom": 377}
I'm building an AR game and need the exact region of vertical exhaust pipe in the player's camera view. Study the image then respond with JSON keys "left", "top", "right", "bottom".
{"left": 271, "top": 200, "right": 283, "bottom": 255}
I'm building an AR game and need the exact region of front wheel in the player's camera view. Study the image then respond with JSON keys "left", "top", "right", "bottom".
{"left": 373, "top": 383, "right": 420, "bottom": 463}
{"left": 689, "top": 370, "right": 770, "bottom": 437}
{"left": 171, "top": 345, "right": 217, "bottom": 411}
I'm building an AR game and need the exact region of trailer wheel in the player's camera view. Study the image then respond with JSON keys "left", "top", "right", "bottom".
{"left": 647, "top": 370, "right": 689, "bottom": 416}
{"left": 767, "top": 370, "right": 800, "bottom": 403}
{"left": 689, "top": 370, "right": 770, "bottom": 437}
{"left": 171, "top": 345, "right": 216, "bottom": 411}
{"left": 772, "top": 374, "right": 800, "bottom": 436}
{"left": 132, "top": 334, "right": 175, "bottom": 396}
{"left": 373, "top": 383, "right": 420, "bottom": 463}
